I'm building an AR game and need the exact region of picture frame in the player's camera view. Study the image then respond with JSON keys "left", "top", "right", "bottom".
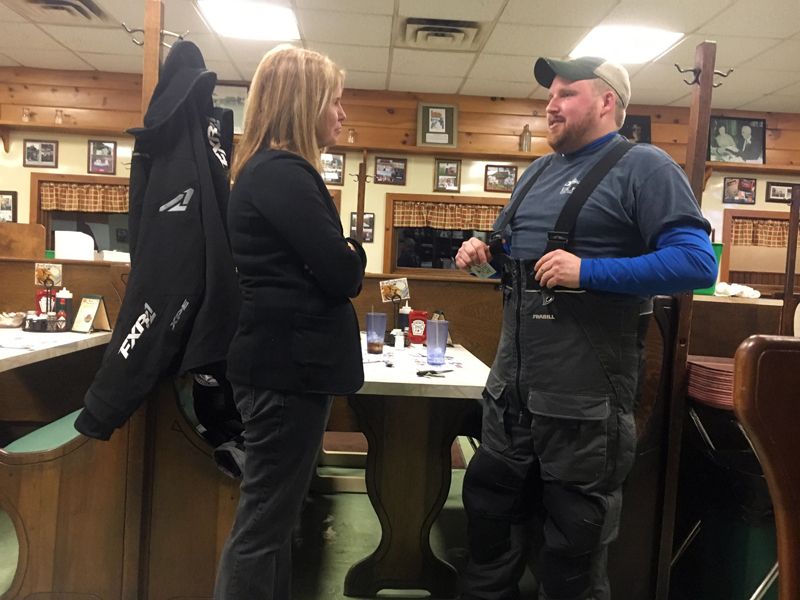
{"left": 212, "top": 83, "right": 249, "bottom": 135}
{"left": 765, "top": 181, "right": 796, "bottom": 204}
{"left": 723, "top": 177, "right": 757, "bottom": 205}
{"left": 434, "top": 158, "right": 461, "bottom": 193}
{"left": 0, "top": 191, "right": 17, "bottom": 223}
{"left": 374, "top": 157, "right": 407, "bottom": 185}
{"left": 23, "top": 140, "right": 58, "bottom": 168}
{"left": 708, "top": 116, "right": 766, "bottom": 164}
{"left": 484, "top": 165, "right": 518, "bottom": 193}
{"left": 321, "top": 152, "right": 345, "bottom": 186}
{"left": 87, "top": 140, "right": 117, "bottom": 175}
{"left": 417, "top": 103, "right": 458, "bottom": 148}
{"left": 619, "top": 115, "right": 651, "bottom": 144}
{"left": 350, "top": 212, "right": 375, "bottom": 243}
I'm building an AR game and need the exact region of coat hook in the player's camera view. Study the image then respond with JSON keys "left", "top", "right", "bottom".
{"left": 712, "top": 68, "right": 734, "bottom": 88}
{"left": 675, "top": 63, "right": 700, "bottom": 86}
{"left": 121, "top": 22, "right": 145, "bottom": 46}
{"left": 349, "top": 173, "right": 372, "bottom": 183}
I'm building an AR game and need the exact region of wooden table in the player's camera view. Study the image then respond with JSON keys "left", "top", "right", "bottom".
{"left": 344, "top": 344, "right": 490, "bottom": 599}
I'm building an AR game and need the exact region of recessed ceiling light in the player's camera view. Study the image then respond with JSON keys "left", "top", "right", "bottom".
{"left": 570, "top": 26, "right": 684, "bottom": 64}
{"left": 198, "top": 1, "right": 300, "bottom": 41}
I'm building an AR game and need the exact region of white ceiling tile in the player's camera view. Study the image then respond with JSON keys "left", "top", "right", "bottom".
{"left": 500, "top": 0, "right": 618, "bottom": 27}
{"left": 469, "top": 54, "right": 537, "bottom": 83}
{"left": 602, "top": 0, "right": 736, "bottom": 32}
{"left": 739, "top": 40, "right": 800, "bottom": 71}
{"left": 772, "top": 79, "right": 800, "bottom": 97}
{"left": 3, "top": 48, "right": 93, "bottom": 70}
{"left": 697, "top": 0, "right": 800, "bottom": 39}
{"left": 296, "top": 10, "right": 391, "bottom": 46}
{"left": 186, "top": 32, "right": 228, "bottom": 62}
{"left": 343, "top": 71, "right": 387, "bottom": 90}
{"left": 0, "top": 23, "right": 64, "bottom": 51}
{"left": 80, "top": 52, "right": 143, "bottom": 73}
{"left": 631, "top": 63, "right": 693, "bottom": 91}
{"left": 398, "top": 0, "right": 505, "bottom": 22}
{"left": 164, "top": 0, "right": 212, "bottom": 35}
{"left": 220, "top": 38, "right": 284, "bottom": 64}
{"left": 710, "top": 90, "right": 765, "bottom": 110}
{"left": 237, "top": 63, "right": 260, "bottom": 81}
{"left": 717, "top": 68, "right": 800, "bottom": 96}
{"left": 39, "top": 25, "right": 142, "bottom": 55}
{"left": 654, "top": 34, "right": 781, "bottom": 70}
{"left": 529, "top": 86, "right": 549, "bottom": 100}
{"left": 95, "top": 0, "right": 145, "bottom": 29}
{"left": 627, "top": 87, "right": 688, "bottom": 105}
{"left": 391, "top": 48, "right": 475, "bottom": 77}
{"left": 736, "top": 95, "right": 800, "bottom": 113}
{"left": 205, "top": 59, "right": 243, "bottom": 82}
{"left": 389, "top": 74, "right": 463, "bottom": 94}
{"left": 667, "top": 93, "right": 693, "bottom": 106}
{"left": 460, "top": 79, "right": 536, "bottom": 98}
{"left": 483, "top": 24, "right": 590, "bottom": 57}
{"left": 307, "top": 42, "right": 389, "bottom": 73}
{"left": 0, "top": 53, "right": 21, "bottom": 66}
{"left": 294, "top": 0, "right": 394, "bottom": 15}
{"left": 0, "top": 2, "right": 27, "bottom": 22}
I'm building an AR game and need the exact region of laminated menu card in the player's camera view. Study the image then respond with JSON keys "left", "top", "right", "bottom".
{"left": 72, "top": 295, "right": 111, "bottom": 333}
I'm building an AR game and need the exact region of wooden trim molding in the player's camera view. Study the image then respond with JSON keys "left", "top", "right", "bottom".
{"left": 382, "top": 192, "right": 508, "bottom": 273}
{"left": 29, "top": 172, "right": 130, "bottom": 226}
{"left": 720, "top": 207, "right": 793, "bottom": 283}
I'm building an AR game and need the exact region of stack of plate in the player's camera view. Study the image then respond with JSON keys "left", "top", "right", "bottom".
{"left": 686, "top": 355, "right": 734, "bottom": 410}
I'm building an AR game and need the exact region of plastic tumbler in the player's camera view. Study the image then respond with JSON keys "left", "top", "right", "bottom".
{"left": 426, "top": 320, "right": 449, "bottom": 365}
{"left": 366, "top": 312, "right": 387, "bottom": 354}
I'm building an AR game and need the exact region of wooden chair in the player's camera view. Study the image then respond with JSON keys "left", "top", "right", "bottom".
{"left": 733, "top": 335, "right": 800, "bottom": 600}
{"left": 0, "top": 223, "right": 45, "bottom": 259}
{"left": 0, "top": 408, "right": 145, "bottom": 600}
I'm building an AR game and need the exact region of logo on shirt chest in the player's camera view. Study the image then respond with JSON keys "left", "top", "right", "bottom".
{"left": 560, "top": 178, "right": 580, "bottom": 194}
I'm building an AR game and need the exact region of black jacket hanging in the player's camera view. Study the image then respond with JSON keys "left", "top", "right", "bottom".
{"left": 75, "top": 40, "right": 241, "bottom": 440}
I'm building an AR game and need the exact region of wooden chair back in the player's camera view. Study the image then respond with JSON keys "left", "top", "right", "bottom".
{"left": 0, "top": 223, "right": 45, "bottom": 259}
{"left": 733, "top": 335, "right": 800, "bottom": 600}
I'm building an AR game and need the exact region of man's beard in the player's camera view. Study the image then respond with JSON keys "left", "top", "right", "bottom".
{"left": 547, "top": 108, "right": 597, "bottom": 154}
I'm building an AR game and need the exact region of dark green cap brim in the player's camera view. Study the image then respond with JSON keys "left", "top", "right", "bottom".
{"left": 534, "top": 56, "right": 606, "bottom": 88}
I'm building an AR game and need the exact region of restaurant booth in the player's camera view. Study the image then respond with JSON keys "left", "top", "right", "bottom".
{"left": 2, "top": 2, "right": 800, "bottom": 600}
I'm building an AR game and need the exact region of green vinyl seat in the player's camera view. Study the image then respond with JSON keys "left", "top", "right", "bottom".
{"left": 3, "top": 409, "right": 82, "bottom": 454}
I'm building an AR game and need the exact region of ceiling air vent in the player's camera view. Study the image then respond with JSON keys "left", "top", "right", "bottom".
{"left": 2, "top": 0, "right": 111, "bottom": 24}
{"left": 398, "top": 18, "right": 485, "bottom": 51}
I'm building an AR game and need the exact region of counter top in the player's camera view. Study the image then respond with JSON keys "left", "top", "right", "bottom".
{"left": 0, "top": 329, "right": 112, "bottom": 373}
{"left": 694, "top": 294, "right": 783, "bottom": 306}
{"left": 358, "top": 343, "right": 490, "bottom": 399}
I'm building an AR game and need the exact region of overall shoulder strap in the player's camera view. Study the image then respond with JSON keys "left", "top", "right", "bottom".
{"left": 489, "top": 156, "right": 553, "bottom": 256}
{"left": 544, "top": 140, "right": 635, "bottom": 254}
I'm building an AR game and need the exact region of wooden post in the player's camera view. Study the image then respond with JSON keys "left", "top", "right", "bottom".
{"left": 141, "top": 0, "right": 164, "bottom": 118}
{"left": 779, "top": 187, "right": 800, "bottom": 335}
{"left": 354, "top": 149, "right": 368, "bottom": 243}
{"left": 655, "top": 41, "right": 718, "bottom": 600}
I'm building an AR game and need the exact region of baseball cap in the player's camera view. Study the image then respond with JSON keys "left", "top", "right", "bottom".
{"left": 534, "top": 56, "right": 631, "bottom": 109}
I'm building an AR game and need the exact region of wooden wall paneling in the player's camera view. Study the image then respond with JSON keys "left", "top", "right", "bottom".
{"left": 0, "top": 223, "right": 45, "bottom": 259}
{"left": 0, "top": 67, "right": 143, "bottom": 92}
{"left": 0, "top": 83, "right": 142, "bottom": 113}
{"left": 0, "top": 104, "right": 140, "bottom": 133}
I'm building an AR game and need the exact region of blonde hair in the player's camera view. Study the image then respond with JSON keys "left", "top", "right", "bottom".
{"left": 231, "top": 45, "right": 345, "bottom": 180}
{"left": 593, "top": 79, "right": 626, "bottom": 128}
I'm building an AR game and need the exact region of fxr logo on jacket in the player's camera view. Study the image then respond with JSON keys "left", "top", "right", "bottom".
{"left": 119, "top": 303, "right": 157, "bottom": 359}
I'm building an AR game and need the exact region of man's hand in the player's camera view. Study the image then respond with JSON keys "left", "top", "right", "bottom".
{"left": 534, "top": 249, "right": 581, "bottom": 288}
{"left": 455, "top": 237, "right": 493, "bottom": 273}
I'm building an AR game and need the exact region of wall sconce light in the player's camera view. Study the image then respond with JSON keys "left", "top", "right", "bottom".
{"left": 21, "top": 108, "right": 30, "bottom": 123}
{"left": 348, "top": 128, "right": 356, "bottom": 144}
{"left": 54, "top": 109, "right": 63, "bottom": 125}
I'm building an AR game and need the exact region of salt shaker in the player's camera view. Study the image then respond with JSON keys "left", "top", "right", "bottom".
{"left": 394, "top": 331, "right": 405, "bottom": 350}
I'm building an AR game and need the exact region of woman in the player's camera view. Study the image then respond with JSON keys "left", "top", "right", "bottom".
{"left": 214, "top": 46, "right": 366, "bottom": 600}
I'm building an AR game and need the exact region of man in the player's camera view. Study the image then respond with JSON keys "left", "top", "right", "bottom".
{"left": 737, "top": 125, "right": 763, "bottom": 162}
{"left": 455, "top": 56, "right": 717, "bottom": 600}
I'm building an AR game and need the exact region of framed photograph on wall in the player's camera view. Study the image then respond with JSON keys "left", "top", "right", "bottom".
{"left": 350, "top": 212, "right": 375, "bottom": 243}
{"left": 212, "top": 83, "right": 249, "bottom": 135}
{"left": 0, "top": 191, "right": 17, "bottom": 223}
{"left": 434, "top": 158, "right": 461, "bottom": 193}
{"left": 87, "top": 140, "right": 117, "bottom": 175}
{"left": 23, "top": 140, "right": 58, "bottom": 168}
{"left": 708, "top": 116, "right": 766, "bottom": 164}
{"left": 765, "top": 181, "right": 795, "bottom": 204}
{"left": 417, "top": 103, "right": 458, "bottom": 148}
{"left": 321, "top": 152, "right": 345, "bottom": 186}
{"left": 723, "top": 177, "right": 757, "bottom": 204}
{"left": 375, "top": 157, "right": 407, "bottom": 185}
{"left": 619, "top": 115, "right": 651, "bottom": 144}
{"left": 484, "top": 165, "right": 518, "bottom": 193}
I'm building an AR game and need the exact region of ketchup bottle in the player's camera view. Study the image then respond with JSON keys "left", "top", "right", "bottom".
{"left": 407, "top": 310, "right": 428, "bottom": 344}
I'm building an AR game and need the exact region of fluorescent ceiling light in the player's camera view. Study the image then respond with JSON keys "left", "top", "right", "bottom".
{"left": 198, "top": 1, "right": 300, "bottom": 41}
{"left": 570, "top": 26, "right": 683, "bottom": 64}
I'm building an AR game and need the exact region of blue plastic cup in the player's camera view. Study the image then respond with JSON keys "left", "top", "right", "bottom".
{"left": 366, "top": 312, "right": 387, "bottom": 354}
{"left": 426, "top": 320, "right": 449, "bottom": 366}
